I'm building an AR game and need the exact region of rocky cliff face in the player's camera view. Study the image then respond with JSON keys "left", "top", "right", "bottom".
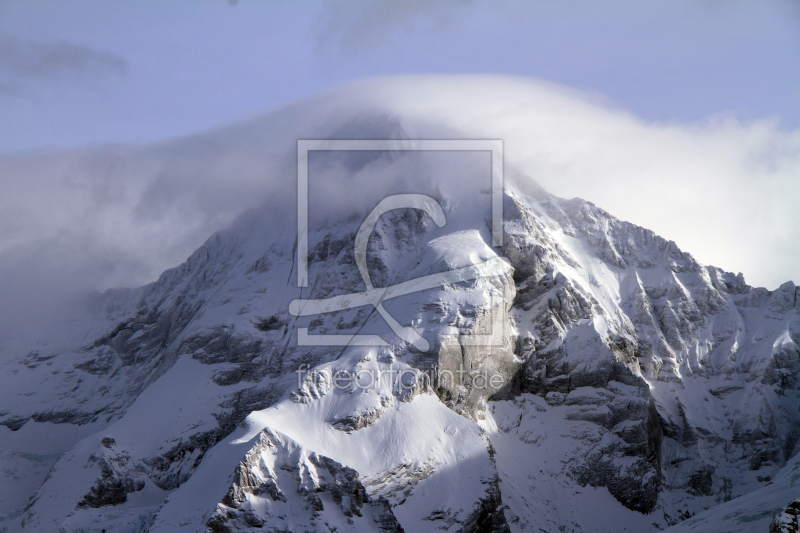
{"left": 490, "top": 190, "right": 800, "bottom": 530}
{"left": 1, "top": 122, "right": 798, "bottom": 533}
{"left": 206, "top": 428, "right": 404, "bottom": 533}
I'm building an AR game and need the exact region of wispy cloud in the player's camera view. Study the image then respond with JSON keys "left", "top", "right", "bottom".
{"left": 0, "top": 32, "right": 127, "bottom": 92}
{"left": 0, "top": 75, "right": 797, "bottom": 344}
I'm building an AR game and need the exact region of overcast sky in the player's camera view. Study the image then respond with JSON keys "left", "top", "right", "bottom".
{"left": 1, "top": 0, "right": 799, "bottom": 311}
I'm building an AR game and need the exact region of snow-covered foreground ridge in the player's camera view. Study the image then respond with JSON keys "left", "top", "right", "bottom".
{"left": 1, "top": 79, "right": 799, "bottom": 533}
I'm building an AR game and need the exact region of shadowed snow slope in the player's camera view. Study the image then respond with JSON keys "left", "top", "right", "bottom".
{"left": 0, "top": 76, "right": 798, "bottom": 533}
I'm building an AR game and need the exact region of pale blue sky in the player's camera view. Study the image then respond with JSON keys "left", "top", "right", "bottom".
{"left": 2, "top": 0, "right": 799, "bottom": 154}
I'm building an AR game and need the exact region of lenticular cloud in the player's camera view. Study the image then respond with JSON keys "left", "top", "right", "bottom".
{"left": 1, "top": 74, "right": 798, "bottom": 341}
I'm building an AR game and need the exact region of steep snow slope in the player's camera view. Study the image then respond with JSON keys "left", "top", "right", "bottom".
{"left": 661, "top": 452, "right": 800, "bottom": 533}
{"left": 1, "top": 78, "right": 798, "bottom": 532}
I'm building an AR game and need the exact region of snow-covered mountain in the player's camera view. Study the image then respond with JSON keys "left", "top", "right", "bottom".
{"left": 1, "top": 77, "right": 798, "bottom": 533}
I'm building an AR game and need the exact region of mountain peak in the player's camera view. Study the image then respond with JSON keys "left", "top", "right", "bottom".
{"left": 1, "top": 77, "right": 798, "bottom": 532}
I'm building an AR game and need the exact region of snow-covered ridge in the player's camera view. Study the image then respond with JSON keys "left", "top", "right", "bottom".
{"left": 1, "top": 87, "right": 798, "bottom": 532}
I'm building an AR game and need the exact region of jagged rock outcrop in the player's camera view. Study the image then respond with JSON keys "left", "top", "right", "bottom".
{"left": 771, "top": 499, "right": 800, "bottom": 533}
{"left": 76, "top": 438, "right": 147, "bottom": 509}
{"left": 207, "top": 429, "right": 404, "bottom": 533}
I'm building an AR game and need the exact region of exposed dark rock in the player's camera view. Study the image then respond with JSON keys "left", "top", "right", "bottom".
{"left": 329, "top": 406, "right": 385, "bottom": 432}
{"left": 457, "top": 476, "right": 511, "bottom": 533}
{"left": 686, "top": 465, "right": 715, "bottom": 497}
{"left": 252, "top": 314, "right": 285, "bottom": 332}
{"left": 0, "top": 416, "right": 29, "bottom": 431}
{"left": 22, "top": 351, "right": 57, "bottom": 369}
{"left": 77, "top": 448, "right": 146, "bottom": 508}
{"left": 771, "top": 499, "right": 800, "bottom": 533}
